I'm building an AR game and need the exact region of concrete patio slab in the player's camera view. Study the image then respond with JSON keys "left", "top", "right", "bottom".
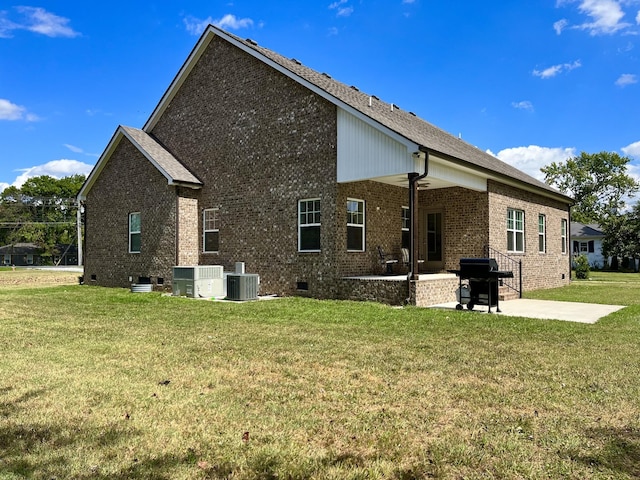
{"left": 430, "top": 298, "right": 625, "bottom": 324}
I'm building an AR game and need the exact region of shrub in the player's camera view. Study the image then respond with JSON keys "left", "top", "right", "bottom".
{"left": 574, "top": 254, "right": 591, "bottom": 279}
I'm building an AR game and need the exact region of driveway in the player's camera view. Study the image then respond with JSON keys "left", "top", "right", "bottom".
{"left": 430, "top": 299, "right": 625, "bottom": 324}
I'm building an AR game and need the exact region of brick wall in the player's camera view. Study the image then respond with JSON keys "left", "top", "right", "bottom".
{"left": 418, "top": 187, "right": 489, "bottom": 271}
{"left": 176, "top": 188, "right": 199, "bottom": 266}
{"left": 149, "top": 36, "right": 340, "bottom": 298}
{"left": 488, "top": 180, "right": 570, "bottom": 291}
{"left": 84, "top": 139, "right": 177, "bottom": 287}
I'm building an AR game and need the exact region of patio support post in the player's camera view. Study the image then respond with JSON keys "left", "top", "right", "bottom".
{"left": 408, "top": 149, "right": 429, "bottom": 282}
{"left": 408, "top": 172, "right": 420, "bottom": 281}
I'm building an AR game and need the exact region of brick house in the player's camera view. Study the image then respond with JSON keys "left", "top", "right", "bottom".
{"left": 78, "top": 26, "right": 573, "bottom": 306}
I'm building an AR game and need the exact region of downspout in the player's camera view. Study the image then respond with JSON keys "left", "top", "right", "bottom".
{"left": 407, "top": 149, "right": 429, "bottom": 303}
{"left": 568, "top": 205, "right": 572, "bottom": 281}
{"left": 77, "top": 202, "right": 83, "bottom": 266}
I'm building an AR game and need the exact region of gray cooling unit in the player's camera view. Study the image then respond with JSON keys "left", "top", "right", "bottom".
{"left": 172, "top": 265, "right": 224, "bottom": 298}
{"left": 226, "top": 273, "right": 259, "bottom": 301}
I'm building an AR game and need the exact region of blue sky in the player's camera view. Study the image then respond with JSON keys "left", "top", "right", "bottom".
{"left": 1, "top": 0, "right": 639, "bottom": 195}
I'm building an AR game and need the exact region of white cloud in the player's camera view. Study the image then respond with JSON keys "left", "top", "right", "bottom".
{"left": 511, "top": 100, "right": 534, "bottom": 111}
{"left": 17, "top": 6, "right": 79, "bottom": 38}
{"left": 329, "top": 0, "right": 348, "bottom": 8}
{"left": 615, "top": 73, "right": 637, "bottom": 86}
{"left": 488, "top": 145, "right": 577, "bottom": 181}
{"left": 0, "top": 7, "right": 79, "bottom": 38}
{"left": 577, "top": 0, "right": 629, "bottom": 35}
{"left": 183, "top": 14, "right": 254, "bottom": 36}
{"left": 554, "top": 18, "right": 569, "bottom": 34}
{"left": 0, "top": 98, "right": 38, "bottom": 121}
{"left": 11, "top": 159, "right": 94, "bottom": 188}
{"left": 402, "top": 0, "right": 417, "bottom": 3}
{"left": 637, "top": 9, "right": 640, "bottom": 24}
{"left": 329, "top": 0, "right": 354, "bottom": 16}
{"left": 533, "top": 60, "right": 582, "bottom": 78}
{"left": 64, "top": 144, "right": 99, "bottom": 157}
{"left": 63, "top": 144, "right": 83, "bottom": 154}
{"left": 557, "top": 0, "right": 633, "bottom": 35}
{"left": 622, "top": 140, "right": 640, "bottom": 157}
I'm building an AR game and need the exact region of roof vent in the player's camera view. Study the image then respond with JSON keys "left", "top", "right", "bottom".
{"left": 321, "top": 72, "right": 331, "bottom": 78}
{"left": 350, "top": 85, "right": 359, "bottom": 91}
{"left": 291, "top": 58, "right": 302, "bottom": 65}
{"left": 372, "top": 95, "right": 379, "bottom": 100}
{"left": 409, "top": 111, "right": 417, "bottom": 116}
{"left": 246, "top": 38, "right": 258, "bottom": 46}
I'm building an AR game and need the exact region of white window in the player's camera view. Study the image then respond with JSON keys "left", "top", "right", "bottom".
{"left": 538, "top": 214, "right": 546, "bottom": 253}
{"left": 347, "top": 199, "right": 365, "bottom": 251}
{"left": 203, "top": 208, "right": 219, "bottom": 253}
{"left": 3, "top": 254, "right": 10, "bottom": 265}
{"left": 129, "top": 212, "right": 141, "bottom": 253}
{"left": 561, "top": 219, "right": 568, "bottom": 254}
{"left": 507, "top": 208, "right": 524, "bottom": 253}
{"left": 401, "top": 206, "right": 410, "bottom": 249}
{"left": 298, "top": 199, "right": 321, "bottom": 252}
{"left": 26, "top": 254, "right": 34, "bottom": 265}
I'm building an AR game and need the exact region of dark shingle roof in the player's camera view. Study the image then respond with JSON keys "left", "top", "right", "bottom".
{"left": 121, "top": 126, "right": 202, "bottom": 186}
{"left": 571, "top": 222, "right": 605, "bottom": 237}
{"left": 219, "top": 28, "right": 568, "bottom": 200}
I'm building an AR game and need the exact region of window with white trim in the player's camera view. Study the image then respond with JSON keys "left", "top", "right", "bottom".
{"left": 26, "top": 254, "right": 34, "bottom": 265}
{"left": 129, "top": 212, "right": 141, "bottom": 253}
{"left": 538, "top": 214, "right": 546, "bottom": 253}
{"left": 3, "top": 254, "right": 10, "bottom": 265}
{"left": 401, "top": 206, "right": 410, "bottom": 249}
{"left": 347, "top": 199, "right": 365, "bottom": 251}
{"left": 298, "top": 199, "right": 321, "bottom": 252}
{"left": 203, "top": 208, "right": 220, "bottom": 253}
{"left": 507, "top": 208, "right": 524, "bottom": 253}
{"left": 561, "top": 219, "right": 568, "bottom": 254}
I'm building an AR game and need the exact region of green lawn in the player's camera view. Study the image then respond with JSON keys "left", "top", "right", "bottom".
{"left": 0, "top": 273, "right": 639, "bottom": 479}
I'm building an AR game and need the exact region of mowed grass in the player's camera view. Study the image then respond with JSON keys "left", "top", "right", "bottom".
{"left": 0, "top": 272, "right": 639, "bottom": 479}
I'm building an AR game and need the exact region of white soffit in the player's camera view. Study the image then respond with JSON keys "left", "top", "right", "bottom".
{"left": 337, "top": 108, "right": 419, "bottom": 183}
{"left": 428, "top": 156, "right": 487, "bottom": 191}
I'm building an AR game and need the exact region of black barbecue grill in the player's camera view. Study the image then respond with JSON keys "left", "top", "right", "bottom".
{"left": 448, "top": 258, "right": 514, "bottom": 313}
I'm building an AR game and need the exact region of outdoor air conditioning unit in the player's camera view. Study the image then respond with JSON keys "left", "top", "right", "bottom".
{"left": 226, "top": 273, "right": 259, "bottom": 301}
{"left": 172, "top": 265, "right": 224, "bottom": 298}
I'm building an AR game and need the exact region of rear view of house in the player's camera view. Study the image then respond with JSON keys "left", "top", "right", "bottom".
{"left": 78, "top": 26, "right": 572, "bottom": 306}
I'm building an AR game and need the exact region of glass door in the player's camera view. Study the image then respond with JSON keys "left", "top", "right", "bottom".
{"left": 426, "top": 212, "right": 443, "bottom": 270}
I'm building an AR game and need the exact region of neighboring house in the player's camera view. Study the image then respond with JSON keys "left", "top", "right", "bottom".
{"left": 78, "top": 26, "right": 573, "bottom": 306}
{"left": 0, "top": 243, "right": 43, "bottom": 266}
{"left": 571, "top": 222, "right": 605, "bottom": 268}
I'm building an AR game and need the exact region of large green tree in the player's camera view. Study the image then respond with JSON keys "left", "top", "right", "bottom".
{"left": 0, "top": 174, "right": 85, "bottom": 261}
{"left": 541, "top": 151, "right": 639, "bottom": 224}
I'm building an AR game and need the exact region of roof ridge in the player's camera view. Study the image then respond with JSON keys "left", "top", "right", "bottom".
{"left": 216, "top": 27, "right": 563, "bottom": 197}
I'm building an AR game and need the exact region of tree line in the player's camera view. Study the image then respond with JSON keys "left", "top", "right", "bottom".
{"left": 0, "top": 174, "right": 85, "bottom": 262}
{"left": 542, "top": 151, "right": 640, "bottom": 270}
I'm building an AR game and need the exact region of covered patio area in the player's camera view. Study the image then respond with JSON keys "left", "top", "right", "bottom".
{"left": 339, "top": 273, "right": 459, "bottom": 307}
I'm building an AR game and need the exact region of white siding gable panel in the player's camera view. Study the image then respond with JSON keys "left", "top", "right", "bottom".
{"left": 337, "top": 108, "right": 419, "bottom": 183}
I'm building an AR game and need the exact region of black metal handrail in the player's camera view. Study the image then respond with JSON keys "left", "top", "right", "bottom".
{"left": 484, "top": 246, "right": 522, "bottom": 298}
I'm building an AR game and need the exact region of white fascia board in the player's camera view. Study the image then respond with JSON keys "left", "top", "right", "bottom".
{"left": 143, "top": 26, "right": 419, "bottom": 153}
